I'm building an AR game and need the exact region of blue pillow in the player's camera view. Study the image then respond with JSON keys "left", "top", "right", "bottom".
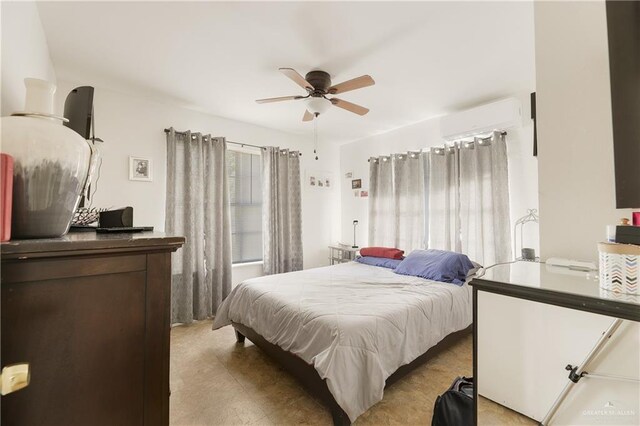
{"left": 355, "top": 256, "right": 403, "bottom": 269}
{"left": 393, "top": 249, "right": 475, "bottom": 285}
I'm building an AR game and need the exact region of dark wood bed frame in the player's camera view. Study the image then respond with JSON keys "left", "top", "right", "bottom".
{"left": 232, "top": 321, "right": 472, "bottom": 425}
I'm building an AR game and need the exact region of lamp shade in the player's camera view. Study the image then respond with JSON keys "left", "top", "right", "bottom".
{"left": 306, "top": 97, "right": 330, "bottom": 115}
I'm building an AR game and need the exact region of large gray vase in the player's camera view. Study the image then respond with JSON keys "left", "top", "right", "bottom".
{"left": 1, "top": 78, "right": 94, "bottom": 238}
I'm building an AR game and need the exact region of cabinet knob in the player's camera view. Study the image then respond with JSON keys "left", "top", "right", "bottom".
{"left": 1, "top": 363, "right": 30, "bottom": 396}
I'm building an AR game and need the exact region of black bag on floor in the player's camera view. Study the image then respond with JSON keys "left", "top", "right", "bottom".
{"left": 431, "top": 376, "right": 474, "bottom": 426}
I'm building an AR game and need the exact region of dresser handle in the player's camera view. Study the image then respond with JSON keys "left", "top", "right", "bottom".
{"left": 1, "top": 363, "right": 30, "bottom": 396}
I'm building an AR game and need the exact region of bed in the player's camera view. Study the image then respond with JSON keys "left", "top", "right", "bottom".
{"left": 212, "top": 261, "right": 473, "bottom": 424}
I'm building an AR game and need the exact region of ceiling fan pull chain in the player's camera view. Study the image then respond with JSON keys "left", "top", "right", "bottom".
{"left": 314, "top": 114, "right": 319, "bottom": 160}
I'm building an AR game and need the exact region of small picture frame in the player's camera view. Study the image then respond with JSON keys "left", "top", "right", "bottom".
{"left": 129, "top": 156, "right": 152, "bottom": 181}
{"left": 352, "top": 179, "right": 362, "bottom": 189}
{"left": 360, "top": 190, "right": 369, "bottom": 197}
{"left": 308, "top": 171, "right": 332, "bottom": 189}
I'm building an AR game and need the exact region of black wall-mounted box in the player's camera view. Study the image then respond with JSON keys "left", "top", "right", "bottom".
{"left": 606, "top": 1, "right": 640, "bottom": 208}
{"left": 616, "top": 226, "right": 640, "bottom": 245}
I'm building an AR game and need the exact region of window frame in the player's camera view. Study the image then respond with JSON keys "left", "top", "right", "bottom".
{"left": 227, "top": 145, "right": 263, "bottom": 265}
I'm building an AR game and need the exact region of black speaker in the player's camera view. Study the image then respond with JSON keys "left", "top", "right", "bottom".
{"left": 99, "top": 207, "right": 133, "bottom": 228}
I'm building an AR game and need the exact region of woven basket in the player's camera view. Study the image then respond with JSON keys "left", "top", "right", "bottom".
{"left": 598, "top": 242, "right": 640, "bottom": 296}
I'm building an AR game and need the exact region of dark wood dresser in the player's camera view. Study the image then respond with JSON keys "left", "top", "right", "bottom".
{"left": 1, "top": 232, "right": 184, "bottom": 426}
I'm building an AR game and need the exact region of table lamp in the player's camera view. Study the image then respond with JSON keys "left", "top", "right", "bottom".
{"left": 352, "top": 220, "right": 359, "bottom": 248}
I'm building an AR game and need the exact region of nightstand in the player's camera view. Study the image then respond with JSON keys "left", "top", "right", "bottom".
{"left": 328, "top": 245, "right": 359, "bottom": 265}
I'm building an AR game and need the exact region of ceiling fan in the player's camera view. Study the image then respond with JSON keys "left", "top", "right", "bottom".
{"left": 256, "top": 68, "right": 375, "bottom": 121}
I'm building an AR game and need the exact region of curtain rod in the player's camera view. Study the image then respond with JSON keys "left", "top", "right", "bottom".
{"left": 163, "top": 128, "right": 302, "bottom": 156}
{"left": 367, "top": 131, "right": 507, "bottom": 162}
{"left": 468, "top": 130, "right": 507, "bottom": 140}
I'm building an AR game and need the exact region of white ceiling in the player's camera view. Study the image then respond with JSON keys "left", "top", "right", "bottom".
{"left": 37, "top": 1, "right": 535, "bottom": 144}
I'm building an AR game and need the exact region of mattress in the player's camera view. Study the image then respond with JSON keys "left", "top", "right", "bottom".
{"left": 212, "top": 262, "right": 472, "bottom": 422}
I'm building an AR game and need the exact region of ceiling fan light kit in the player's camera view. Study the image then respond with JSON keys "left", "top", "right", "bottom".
{"left": 256, "top": 67, "right": 375, "bottom": 121}
{"left": 306, "top": 97, "right": 330, "bottom": 115}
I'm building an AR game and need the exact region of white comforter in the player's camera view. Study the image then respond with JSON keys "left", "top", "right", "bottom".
{"left": 212, "top": 262, "right": 472, "bottom": 422}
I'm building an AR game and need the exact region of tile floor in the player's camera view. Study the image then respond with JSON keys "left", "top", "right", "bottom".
{"left": 170, "top": 320, "right": 535, "bottom": 425}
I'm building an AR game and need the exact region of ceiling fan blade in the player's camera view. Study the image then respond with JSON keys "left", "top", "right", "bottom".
{"left": 302, "top": 110, "right": 315, "bottom": 122}
{"left": 279, "top": 68, "right": 314, "bottom": 91}
{"left": 330, "top": 98, "right": 370, "bottom": 116}
{"left": 255, "top": 95, "right": 304, "bottom": 104}
{"left": 328, "top": 75, "right": 375, "bottom": 95}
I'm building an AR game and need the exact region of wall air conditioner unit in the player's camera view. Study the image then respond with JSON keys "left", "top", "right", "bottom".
{"left": 440, "top": 97, "right": 523, "bottom": 141}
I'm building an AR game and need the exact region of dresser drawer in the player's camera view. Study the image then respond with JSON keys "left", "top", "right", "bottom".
{"left": 2, "top": 270, "right": 147, "bottom": 426}
{"left": 1, "top": 254, "right": 146, "bottom": 283}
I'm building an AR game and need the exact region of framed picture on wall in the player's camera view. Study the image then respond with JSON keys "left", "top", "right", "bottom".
{"left": 352, "top": 179, "right": 362, "bottom": 189}
{"left": 307, "top": 171, "right": 333, "bottom": 189}
{"left": 129, "top": 156, "right": 153, "bottom": 181}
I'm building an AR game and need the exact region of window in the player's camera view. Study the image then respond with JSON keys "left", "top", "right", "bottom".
{"left": 227, "top": 149, "right": 262, "bottom": 263}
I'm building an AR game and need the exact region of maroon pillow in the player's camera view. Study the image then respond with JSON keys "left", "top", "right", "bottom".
{"left": 359, "top": 247, "right": 405, "bottom": 260}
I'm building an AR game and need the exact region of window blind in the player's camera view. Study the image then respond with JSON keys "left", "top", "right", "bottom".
{"left": 227, "top": 150, "right": 262, "bottom": 263}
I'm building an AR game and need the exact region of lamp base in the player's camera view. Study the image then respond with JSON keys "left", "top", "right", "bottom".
{"left": 521, "top": 248, "right": 536, "bottom": 260}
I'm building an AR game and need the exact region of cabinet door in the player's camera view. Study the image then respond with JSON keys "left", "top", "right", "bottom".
{"left": 1, "top": 261, "right": 147, "bottom": 426}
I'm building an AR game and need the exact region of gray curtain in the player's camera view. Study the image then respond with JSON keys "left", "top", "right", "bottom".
{"left": 427, "top": 145, "right": 460, "bottom": 252}
{"left": 459, "top": 131, "right": 511, "bottom": 265}
{"left": 262, "top": 146, "right": 303, "bottom": 275}
{"left": 368, "top": 156, "right": 394, "bottom": 247}
{"left": 368, "top": 131, "right": 510, "bottom": 265}
{"left": 369, "top": 152, "right": 427, "bottom": 252}
{"left": 165, "top": 128, "right": 232, "bottom": 324}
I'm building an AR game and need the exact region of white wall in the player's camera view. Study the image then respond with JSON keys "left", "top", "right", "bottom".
{"left": 536, "top": 1, "right": 633, "bottom": 262}
{"left": 53, "top": 81, "right": 341, "bottom": 280}
{"left": 0, "top": 1, "right": 56, "bottom": 116}
{"left": 339, "top": 93, "right": 539, "bottom": 259}
{"left": 478, "top": 2, "right": 639, "bottom": 424}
